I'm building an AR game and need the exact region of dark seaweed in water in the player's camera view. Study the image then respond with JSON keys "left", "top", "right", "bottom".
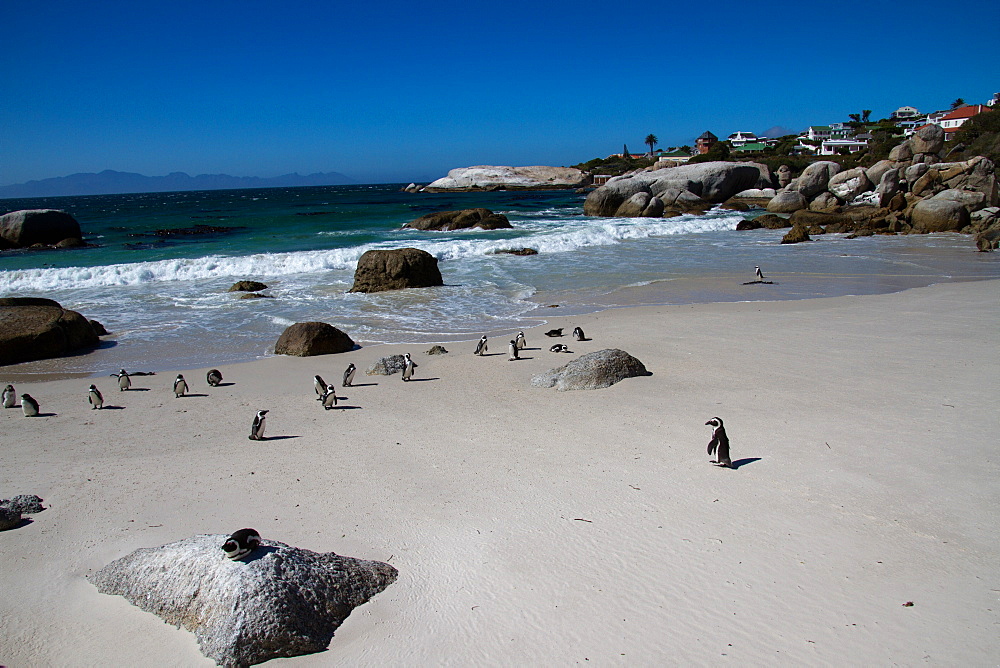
{"left": 129, "top": 224, "right": 246, "bottom": 238}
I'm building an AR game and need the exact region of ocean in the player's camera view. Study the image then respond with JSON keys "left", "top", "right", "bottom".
{"left": 2, "top": 183, "right": 998, "bottom": 375}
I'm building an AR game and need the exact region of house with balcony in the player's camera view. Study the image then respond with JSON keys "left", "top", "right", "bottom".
{"left": 938, "top": 105, "right": 987, "bottom": 137}
{"left": 726, "top": 131, "right": 759, "bottom": 148}
{"left": 819, "top": 138, "right": 869, "bottom": 155}
{"left": 891, "top": 106, "right": 920, "bottom": 120}
{"left": 800, "top": 126, "right": 833, "bottom": 141}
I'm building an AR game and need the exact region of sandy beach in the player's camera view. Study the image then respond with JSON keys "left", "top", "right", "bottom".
{"left": 1, "top": 279, "right": 998, "bottom": 666}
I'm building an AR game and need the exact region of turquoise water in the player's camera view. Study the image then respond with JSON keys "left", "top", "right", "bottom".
{"left": 2, "top": 183, "right": 998, "bottom": 374}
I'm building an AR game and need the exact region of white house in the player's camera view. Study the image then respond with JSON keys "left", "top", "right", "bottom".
{"left": 800, "top": 126, "right": 833, "bottom": 141}
{"left": 726, "top": 131, "right": 759, "bottom": 148}
{"left": 891, "top": 106, "right": 920, "bottom": 120}
{"left": 819, "top": 138, "right": 868, "bottom": 155}
{"left": 938, "top": 105, "right": 987, "bottom": 136}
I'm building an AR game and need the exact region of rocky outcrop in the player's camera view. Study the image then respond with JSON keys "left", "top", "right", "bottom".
{"left": 789, "top": 161, "right": 841, "bottom": 198}
{"left": 0, "top": 209, "right": 84, "bottom": 249}
{"left": 349, "top": 248, "right": 443, "bottom": 293}
{"left": 910, "top": 199, "right": 971, "bottom": 233}
{"left": 781, "top": 224, "right": 811, "bottom": 244}
{"left": 228, "top": 280, "right": 268, "bottom": 292}
{"left": 808, "top": 192, "right": 841, "bottom": 213}
{"left": 366, "top": 355, "right": 407, "bottom": 375}
{"left": 0, "top": 298, "right": 100, "bottom": 365}
{"left": 766, "top": 190, "right": 808, "bottom": 213}
{"left": 274, "top": 322, "right": 355, "bottom": 356}
{"left": 91, "top": 534, "right": 397, "bottom": 668}
{"left": 0, "top": 494, "right": 45, "bottom": 515}
{"left": 583, "top": 161, "right": 773, "bottom": 217}
{"left": 531, "top": 349, "right": 649, "bottom": 391}
{"left": 828, "top": 168, "right": 872, "bottom": 201}
{"left": 403, "top": 208, "right": 512, "bottom": 231}
{"left": 910, "top": 124, "right": 945, "bottom": 155}
{"left": 0, "top": 507, "right": 20, "bottom": 531}
{"left": 423, "top": 166, "right": 589, "bottom": 192}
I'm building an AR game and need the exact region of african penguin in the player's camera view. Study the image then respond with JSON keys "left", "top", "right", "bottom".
{"left": 321, "top": 384, "right": 338, "bottom": 410}
{"left": 173, "top": 374, "right": 188, "bottom": 398}
{"left": 705, "top": 417, "right": 732, "bottom": 468}
{"left": 508, "top": 339, "right": 519, "bottom": 361}
{"left": 342, "top": 363, "right": 356, "bottom": 388}
{"left": 222, "top": 528, "right": 261, "bottom": 560}
{"left": 206, "top": 369, "right": 223, "bottom": 387}
{"left": 115, "top": 369, "right": 131, "bottom": 391}
{"left": 2, "top": 384, "right": 16, "bottom": 408}
{"left": 401, "top": 353, "right": 416, "bottom": 381}
{"left": 572, "top": 326, "right": 586, "bottom": 341}
{"left": 88, "top": 384, "right": 104, "bottom": 410}
{"left": 549, "top": 343, "right": 571, "bottom": 353}
{"left": 544, "top": 328, "right": 563, "bottom": 337}
{"left": 21, "top": 394, "right": 39, "bottom": 417}
{"left": 314, "top": 374, "right": 327, "bottom": 400}
{"left": 474, "top": 335, "right": 488, "bottom": 356}
{"left": 249, "top": 410, "right": 268, "bottom": 440}
{"left": 514, "top": 331, "right": 526, "bottom": 350}
{"left": 755, "top": 265, "right": 764, "bottom": 281}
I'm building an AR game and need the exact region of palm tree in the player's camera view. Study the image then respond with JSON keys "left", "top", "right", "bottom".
{"left": 644, "top": 134, "right": 659, "bottom": 156}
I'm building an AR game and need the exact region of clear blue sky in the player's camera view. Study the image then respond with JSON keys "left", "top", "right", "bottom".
{"left": 2, "top": 0, "right": 997, "bottom": 186}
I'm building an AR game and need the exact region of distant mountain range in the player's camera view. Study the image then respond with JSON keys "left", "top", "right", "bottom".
{"left": 0, "top": 169, "right": 356, "bottom": 198}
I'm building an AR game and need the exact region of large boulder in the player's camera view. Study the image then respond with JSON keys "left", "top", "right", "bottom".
{"left": 877, "top": 168, "right": 901, "bottom": 207}
{"left": 349, "top": 248, "right": 443, "bottom": 293}
{"left": 0, "top": 297, "right": 100, "bottom": 365}
{"left": 583, "top": 162, "right": 772, "bottom": 216}
{"left": 865, "top": 159, "right": 896, "bottom": 186}
{"left": 614, "top": 192, "right": 665, "bottom": 217}
{"left": 403, "top": 208, "right": 512, "bottom": 231}
{"left": 828, "top": 167, "right": 873, "bottom": 201}
{"left": 910, "top": 199, "right": 971, "bottom": 233}
{"left": 531, "top": 349, "right": 648, "bottom": 391}
{"left": 91, "top": 534, "right": 397, "bottom": 668}
{"left": 789, "top": 161, "right": 841, "bottom": 198}
{"left": 910, "top": 124, "right": 945, "bottom": 155}
{"left": 274, "top": 322, "right": 355, "bottom": 356}
{"left": 888, "top": 141, "right": 914, "bottom": 162}
{"left": 776, "top": 165, "right": 793, "bottom": 188}
{"left": 928, "top": 188, "right": 987, "bottom": 211}
{"left": 766, "top": 190, "right": 808, "bottom": 213}
{"left": 809, "top": 191, "right": 842, "bottom": 213}
{"left": 423, "top": 165, "right": 589, "bottom": 192}
{"left": 0, "top": 209, "right": 83, "bottom": 248}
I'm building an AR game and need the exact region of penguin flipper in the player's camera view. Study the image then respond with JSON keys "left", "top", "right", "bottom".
{"left": 707, "top": 437, "right": 719, "bottom": 457}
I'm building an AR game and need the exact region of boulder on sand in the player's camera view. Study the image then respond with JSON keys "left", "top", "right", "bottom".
{"left": 91, "top": 533, "right": 397, "bottom": 668}
{"left": 349, "top": 248, "right": 443, "bottom": 293}
{"left": 274, "top": 322, "right": 355, "bottom": 356}
{"left": 0, "top": 297, "right": 100, "bottom": 365}
{"left": 366, "top": 355, "right": 407, "bottom": 375}
{"left": 402, "top": 208, "right": 512, "bottom": 231}
{"left": 531, "top": 349, "right": 649, "bottom": 391}
{"left": 0, "top": 209, "right": 84, "bottom": 249}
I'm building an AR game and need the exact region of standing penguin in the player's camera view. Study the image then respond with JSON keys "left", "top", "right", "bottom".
{"left": 705, "top": 417, "right": 732, "bottom": 468}
{"left": 401, "top": 353, "right": 417, "bottom": 381}
{"left": 342, "top": 363, "right": 356, "bottom": 388}
{"left": 88, "top": 384, "right": 104, "bottom": 410}
{"left": 222, "top": 528, "right": 261, "bottom": 560}
{"left": 114, "top": 369, "right": 131, "bottom": 391}
{"left": 508, "top": 339, "right": 519, "bottom": 361}
{"left": 2, "top": 384, "right": 16, "bottom": 408}
{"left": 314, "top": 374, "right": 327, "bottom": 400}
{"left": 249, "top": 410, "right": 268, "bottom": 440}
{"left": 474, "top": 335, "right": 488, "bottom": 356}
{"left": 572, "top": 326, "right": 586, "bottom": 341}
{"left": 21, "top": 394, "right": 39, "bottom": 417}
{"left": 321, "top": 384, "right": 338, "bottom": 410}
{"left": 514, "top": 331, "right": 526, "bottom": 350}
{"left": 755, "top": 265, "right": 765, "bottom": 282}
{"left": 206, "top": 369, "right": 223, "bottom": 387}
{"left": 173, "top": 374, "right": 188, "bottom": 398}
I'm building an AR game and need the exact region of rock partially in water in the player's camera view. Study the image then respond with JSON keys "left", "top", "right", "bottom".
{"left": 403, "top": 208, "right": 512, "bottom": 231}
{"left": 91, "top": 534, "right": 397, "bottom": 668}
{"left": 0, "top": 297, "right": 100, "bottom": 365}
{"left": 229, "top": 280, "right": 269, "bottom": 292}
{"left": 349, "top": 248, "right": 443, "bottom": 293}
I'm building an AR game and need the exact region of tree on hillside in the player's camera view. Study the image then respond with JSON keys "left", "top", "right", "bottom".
{"left": 951, "top": 98, "right": 965, "bottom": 109}
{"left": 848, "top": 113, "right": 861, "bottom": 123}
{"left": 645, "top": 134, "right": 659, "bottom": 156}
{"left": 862, "top": 109, "right": 872, "bottom": 123}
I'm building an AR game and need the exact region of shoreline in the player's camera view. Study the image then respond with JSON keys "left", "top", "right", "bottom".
{"left": 1, "top": 278, "right": 997, "bottom": 664}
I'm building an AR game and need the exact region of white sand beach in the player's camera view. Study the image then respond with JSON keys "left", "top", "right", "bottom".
{"left": 1, "top": 279, "right": 998, "bottom": 666}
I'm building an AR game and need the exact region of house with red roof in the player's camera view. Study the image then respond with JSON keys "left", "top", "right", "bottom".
{"left": 938, "top": 105, "right": 987, "bottom": 136}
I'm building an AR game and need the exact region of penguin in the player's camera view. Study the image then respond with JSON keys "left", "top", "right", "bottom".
{"left": 206, "top": 369, "right": 223, "bottom": 387}
{"left": 549, "top": 343, "right": 571, "bottom": 353}
{"left": 474, "top": 335, "right": 488, "bottom": 356}
{"left": 114, "top": 369, "right": 131, "bottom": 391}
{"left": 705, "top": 417, "right": 732, "bottom": 468}
{"left": 222, "top": 528, "right": 261, "bottom": 560}
{"left": 21, "top": 394, "right": 39, "bottom": 417}
{"left": 401, "top": 353, "right": 417, "bottom": 381}
{"left": 249, "top": 410, "right": 268, "bottom": 440}
{"left": 173, "top": 374, "right": 188, "bottom": 398}
{"left": 321, "top": 384, "right": 338, "bottom": 410}
{"left": 87, "top": 384, "right": 104, "bottom": 410}
{"left": 755, "top": 265, "right": 765, "bottom": 281}
{"left": 514, "top": 331, "right": 526, "bottom": 350}
{"left": 508, "top": 339, "right": 519, "bottom": 361}
{"left": 342, "top": 363, "right": 356, "bottom": 388}
{"left": 572, "top": 326, "right": 586, "bottom": 341}
{"left": 2, "top": 384, "right": 16, "bottom": 408}
{"left": 314, "top": 374, "right": 327, "bottom": 400}
{"left": 544, "top": 328, "right": 563, "bottom": 337}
